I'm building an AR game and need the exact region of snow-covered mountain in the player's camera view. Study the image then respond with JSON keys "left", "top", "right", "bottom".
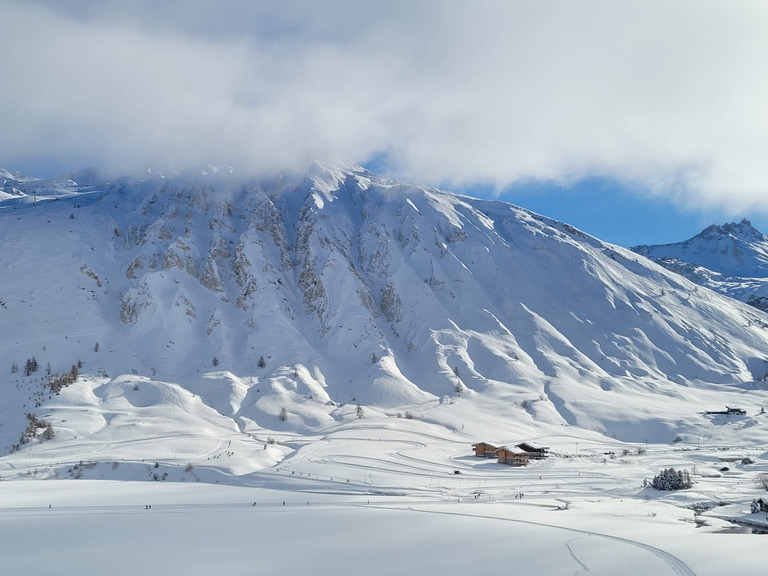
{"left": 3, "top": 162, "right": 768, "bottom": 480}
{"left": 632, "top": 219, "right": 768, "bottom": 311}
{"left": 633, "top": 219, "right": 768, "bottom": 278}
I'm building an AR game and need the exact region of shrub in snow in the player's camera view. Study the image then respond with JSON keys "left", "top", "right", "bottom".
{"left": 651, "top": 468, "right": 693, "bottom": 491}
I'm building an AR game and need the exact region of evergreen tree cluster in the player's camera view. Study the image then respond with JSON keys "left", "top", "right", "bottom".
{"left": 651, "top": 467, "right": 693, "bottom": 491}
{"left": 24, "top": 357, "right": 39, "bottom": 376}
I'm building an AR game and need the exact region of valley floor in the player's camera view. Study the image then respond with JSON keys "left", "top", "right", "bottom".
{"left": 1, "top": 424, "right": 765, "bottom": 575}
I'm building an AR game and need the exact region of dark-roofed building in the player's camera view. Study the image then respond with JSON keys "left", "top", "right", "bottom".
{"left": 705, "top": 406, "right": 747, "bottom": 416}
{"left": 516, "top": 442, "right": 550, "bottom": 459}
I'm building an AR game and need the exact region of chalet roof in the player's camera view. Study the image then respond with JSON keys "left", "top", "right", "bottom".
{"left": 496, "top": 447, "right": 529, "bottom": 456}
{"left": 516, "top": 442, "right": 550, "bottom": 452}
{"left": 472, "top": 442, "right": 498, "bottom": 448}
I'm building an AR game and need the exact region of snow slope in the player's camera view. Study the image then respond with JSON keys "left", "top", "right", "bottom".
{"left": 3, "top": 163, "right": 768, "bottom": 455}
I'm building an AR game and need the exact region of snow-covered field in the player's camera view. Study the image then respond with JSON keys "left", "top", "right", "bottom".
{"left": 0, "top": 481, "right": 715, "bottom": 576}
{"left": 0, "top": 459, "right": 763, "bottom": 575}
{"left": 1, "top": 402, "right": 766, "bottom": 575}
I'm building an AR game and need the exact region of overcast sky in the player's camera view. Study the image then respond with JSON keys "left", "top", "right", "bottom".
{"left": 3, "top": 1, "right": 768, "bottom": 245}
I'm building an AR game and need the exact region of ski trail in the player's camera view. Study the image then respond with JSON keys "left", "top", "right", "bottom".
{"left": 565, "top": 537, "right": 590, "bottom": 573}
{"left": 409, "top": 506, "right": 696, "bottom": 576}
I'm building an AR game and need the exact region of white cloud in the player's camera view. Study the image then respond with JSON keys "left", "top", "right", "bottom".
{"left": 3, "top": 0, "right": 768, "bottom": 214}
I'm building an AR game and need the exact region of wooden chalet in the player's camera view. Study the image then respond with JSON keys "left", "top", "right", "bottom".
{"left": 496, "top": 447, "right": 530, "bottom": 467}
{"left": 472, "top": 442, "right": 499, "bottom": 458}
{"left": 515, "top": 442, "right": 550, "bottom": 460}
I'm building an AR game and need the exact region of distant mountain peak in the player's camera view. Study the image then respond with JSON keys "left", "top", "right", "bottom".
{"left": 632, "top": 218, "right": 768, "bottom": 281}
{"left": 697, "top": 218, "right": 763, "bottom": 242}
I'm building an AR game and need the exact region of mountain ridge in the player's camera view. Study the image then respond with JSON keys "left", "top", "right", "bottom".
{"left": 3, "top": 164, "right": 768, "bottom": 477}
{"left": 631, "top": 218, "right": 768, "bottom": 310}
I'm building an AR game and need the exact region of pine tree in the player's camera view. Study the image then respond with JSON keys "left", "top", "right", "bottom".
{"left": 24, "top": 357, "right": 39, "bottom": 376}
{"left": 356, "top": 404, "right": 364, "bottom": 419}
{"left": 258, "top": 356, "right": 266, "bottom": 369}
{"left": 279, "top": 407, "right": 288, "bottom": 422}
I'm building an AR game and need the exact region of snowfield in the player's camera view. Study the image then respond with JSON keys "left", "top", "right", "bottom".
{"left": 1, "top": 390, "right": 766, "bottom": 575}
{"left": 0, "top": 441, "right": 764, "bottom": 576}
{"left": 1, "top": 162, "right": 768, "bottom": 573}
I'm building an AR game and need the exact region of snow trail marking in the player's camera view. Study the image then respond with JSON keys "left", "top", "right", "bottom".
{"left": 565, "top": 537, "right": 590, "bottom": 573}
{"left": 409, "top": 506, "right": 696, "bottom": 576}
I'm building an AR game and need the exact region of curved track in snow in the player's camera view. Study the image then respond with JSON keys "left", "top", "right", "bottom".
{"left": 410, "top": 506, "right": 696, "bottom": 576}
